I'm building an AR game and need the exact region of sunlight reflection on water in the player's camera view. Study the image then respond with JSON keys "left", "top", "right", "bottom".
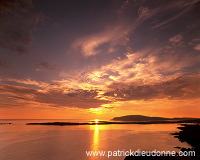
{"left": 0, "top": 120, "right": 191, "bottom": 160}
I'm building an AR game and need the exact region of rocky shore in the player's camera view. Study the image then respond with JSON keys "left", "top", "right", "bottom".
{"left": 124, "top": 123, "right": 200, "bottom": 160}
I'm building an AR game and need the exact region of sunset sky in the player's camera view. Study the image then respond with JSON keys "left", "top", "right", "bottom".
{"left": 0, "top": 0, "right": 200, "bottom": 120}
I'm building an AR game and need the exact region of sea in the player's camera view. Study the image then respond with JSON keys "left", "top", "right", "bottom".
{"left": 0, "top": 119, "right": 191, "bottom": 160}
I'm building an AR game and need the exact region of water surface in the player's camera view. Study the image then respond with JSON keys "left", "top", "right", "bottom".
{"left": 0, "top": 119, "right": 191, "bottom": 160}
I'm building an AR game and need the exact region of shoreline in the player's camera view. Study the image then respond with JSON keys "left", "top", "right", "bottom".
{"left": 26, "top": 119, "right": 200, "bottom": 126}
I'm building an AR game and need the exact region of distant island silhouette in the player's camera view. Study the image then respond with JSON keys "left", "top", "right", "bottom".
{"left": 112, "top": 115, "right": 199, "bottom": 121}
{"left": 0, "top": 123, "right": 11, "bottom": 125}
{"left": 26, "top": 115, "right": 200, "bottom": 126}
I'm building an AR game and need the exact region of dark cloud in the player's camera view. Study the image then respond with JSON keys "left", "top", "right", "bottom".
{"left": 1, "top": 83, "right": 38, "bottom": 95}
{"left": 0, "top": 84, "right": 109, "bottom": 109}
{"left": 35, "top": 61, "right": 58, "bottom": 71}
{"left": 35, "top": 89, "right": 108, "bottom": 108}
{"left": 66, "top": 89, "right": 98, "bottom": 99}
{"left": 104, "top": 74, "right": 200, "bottom": 101}
{"left": 0, "top": 0, "right": 44, "bottom": 55}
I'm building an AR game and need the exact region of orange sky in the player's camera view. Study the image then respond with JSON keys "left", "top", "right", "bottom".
{"left": 0, "top": 0, "right": 200, "bottom": 120}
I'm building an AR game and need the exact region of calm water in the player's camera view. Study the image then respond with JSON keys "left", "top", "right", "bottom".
{"left": 0, "top": 119, "right": 191, "bottom": 160}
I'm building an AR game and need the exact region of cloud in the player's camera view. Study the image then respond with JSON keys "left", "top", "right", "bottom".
{"left": 35, "top": 89, "right": 109, "bottom": 109}
{"left": 0, "top": 0, "right": 44, "bottom": 55}
{"left": 35, "top": 61, "right": 58, "bottom": 71}
{"left": 0, "top": 83, "right": 38, "bottom": 97}
{"left": 71, "top": 0, "right": 199, "bottom": 58}
{"left": 169, "top": 34, "right": 183, "bottom": 43}
{"left": 52, "top": 45, "right": 200, "bottom": 107}
{"left": 138, "top": 6, "right": 152, "bottom": 19}
{"left": 1, "top": 72, "right": 200, "bottom": 110}
{"left": 1, "top": 0, "right": 200, "bottom": 111}
{"left": 104, "top": 74, "right": 200, "bottom": 101}
{"left": 84, "top": 46, "right": 199, "bottom": 87}
{"left": 194, "top": 43, "right": 200, "bottom": 51}
{"left": 0, "top": 82, "right": 109, "bottom": 109}
{"left": 72, "top": 26, "right": 130, "bottom": 57}
{"left": 61, "top": 31, "right": 200, "bottom": 103}
{"left": 153, "top": 0, "right": 199, "bottom": 28}
{"left": 1, "top": 78, "right": 49, "bottom": 88}
{"left": 154, "top": 9, "right": 188, "bottom": 28}
{"left": 117, "top": 0, "right": 129, "bottom": 14}
{"left": 188, "top": 38, "right": 200, "bottom": 50}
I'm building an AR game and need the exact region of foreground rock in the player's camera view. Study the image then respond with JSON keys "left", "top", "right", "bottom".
{"left": 172, "top": 124, "right": 200, "bottom": 158}
{"left": 124, "top": 124, "right": 200, "bottom": 160}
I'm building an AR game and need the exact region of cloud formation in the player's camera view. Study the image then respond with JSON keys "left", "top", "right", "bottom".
{"left": 84, "top": 46, "right": 199, "bottom": 86}
{"left": 194, "top": 44, "right": 200, "bottom": 51}
{"left": 0, "top": 0, "right": 44, "bottom": 55}
{"left": 0, "top": 0, "right": 200, "bottom": 115}
{"left": 0, "top": 80, "right": 109, "bottom": 109}
{"left": 169, "top": 34, "right": 183, "bottom": 43}
{"left": 152, "top": 0, "right": 199, "bottom": 28}
{"left": 72, "top": 25, "right": 130, "bottom": 57}
{"left": 1, "top": 71, "right": 200, "bottom": 110}
{"left": 104, "top": 74, "right": 200, "bottom": 101}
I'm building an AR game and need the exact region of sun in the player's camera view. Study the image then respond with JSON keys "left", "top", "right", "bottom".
{"left": 94, "top": 119, "right": 99, "bottom": 124}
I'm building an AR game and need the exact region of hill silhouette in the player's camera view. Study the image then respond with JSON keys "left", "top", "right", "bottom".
{"left": 112, "top": 115, "right": 198, "bottom": 121}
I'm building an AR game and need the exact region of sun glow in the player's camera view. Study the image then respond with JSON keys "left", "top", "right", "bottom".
{"left": 94, "top": 119, "right": 99, "bottom": 124}
{"left": 89, "top": 107, "right": 104, "bottom": 114}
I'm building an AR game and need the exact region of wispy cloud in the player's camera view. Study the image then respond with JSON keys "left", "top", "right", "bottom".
{"left": 153, "top": 0, "right": 199, "bottom": 28}
{"left": 1, "top": 78, "right": 49, "bottom": 88}
{"left": 188, "top": 37, "right": 200, "bottom": 51}
{"left": 194, "top": 44, "right": 200, "bottom": 51}
{"left": 72, "top": 25, "right": 130, "bottom": 57}
{"left": 169, "top": 34, "right": 183, "bottom": 44}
